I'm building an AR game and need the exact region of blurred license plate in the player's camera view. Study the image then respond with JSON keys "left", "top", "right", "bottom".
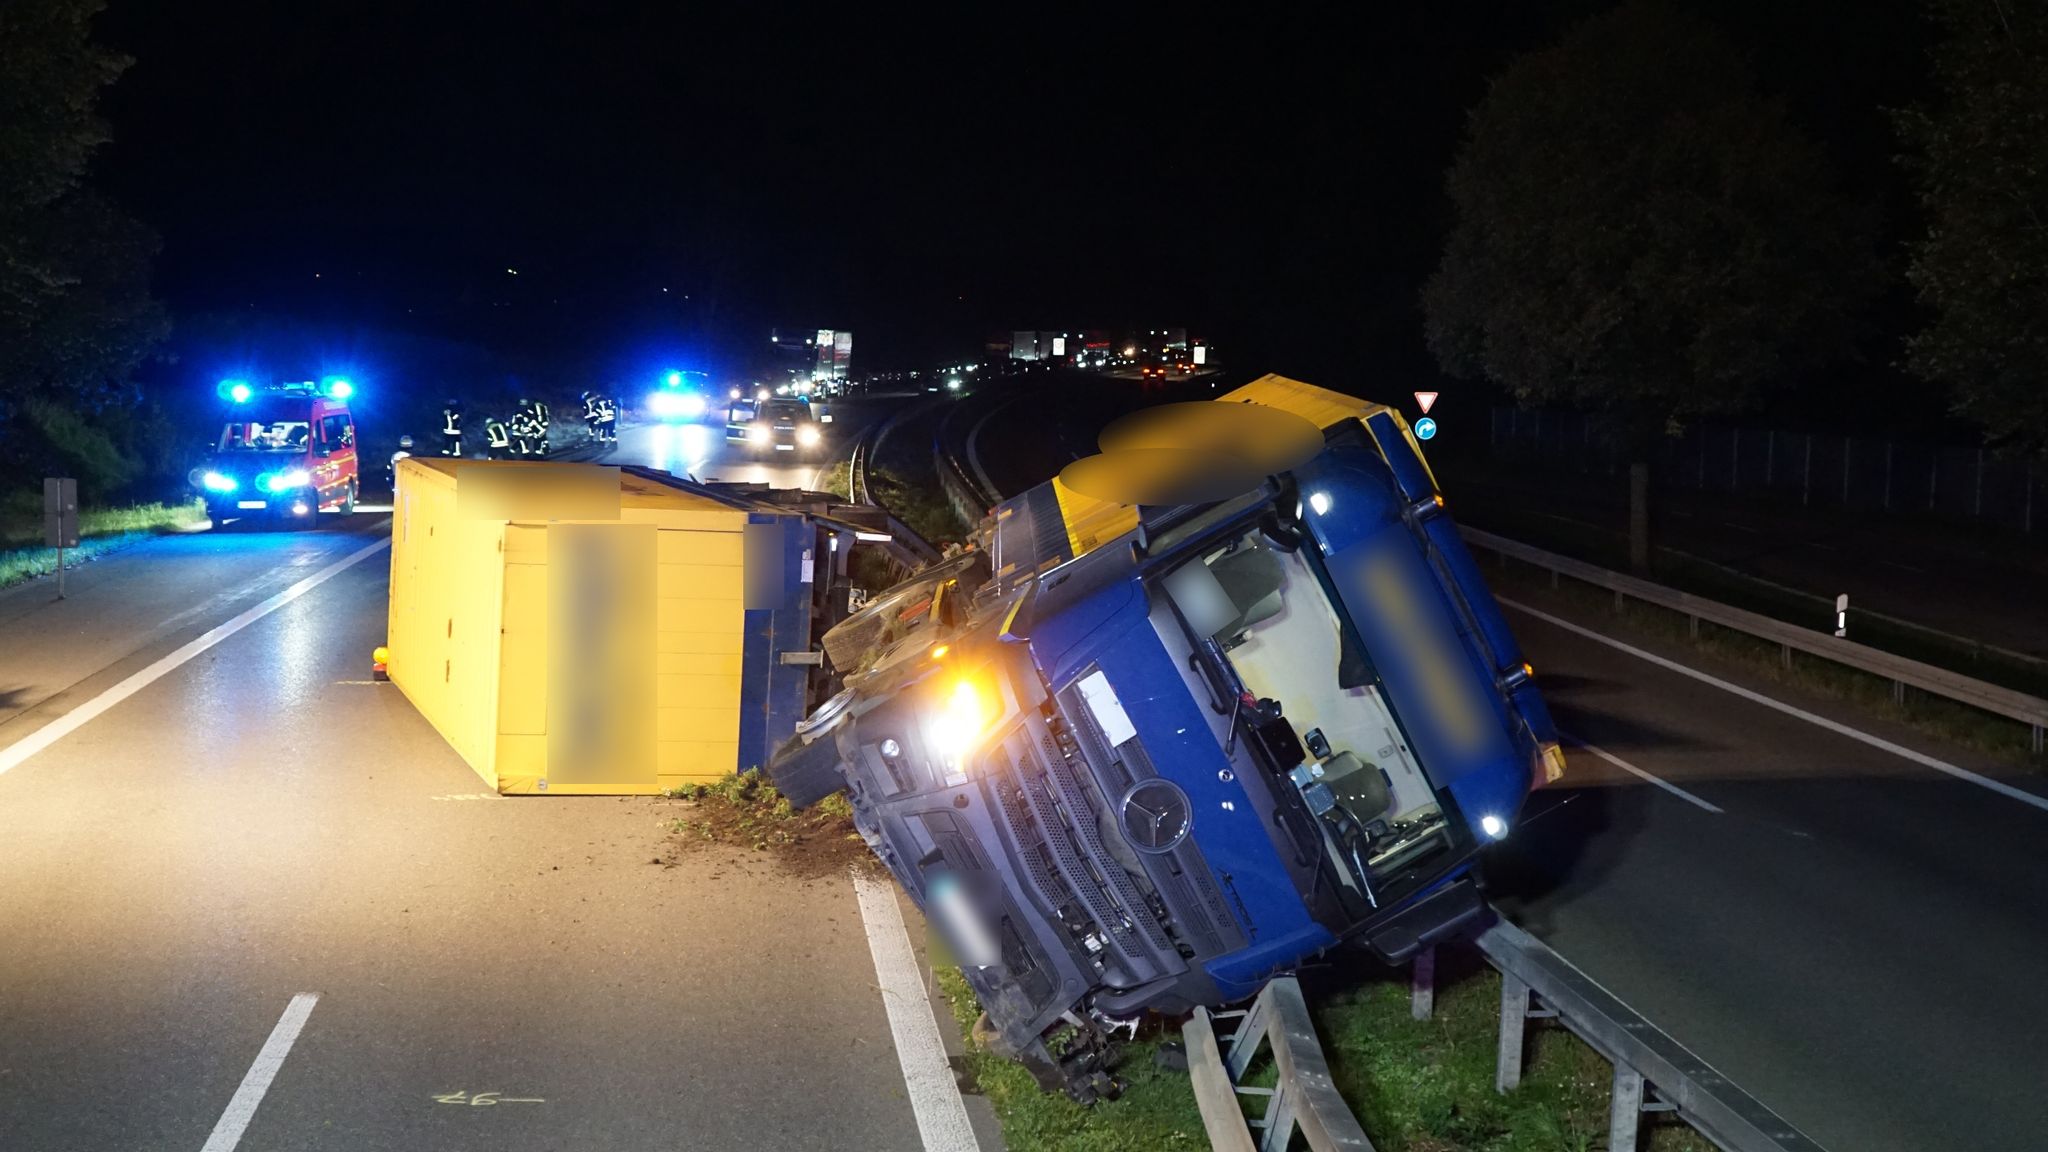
{"left": 774, "top": 444, "right": 794, "bottom": 451}
{"left": 236, "top": 500, "right": 267, "bottom": 509}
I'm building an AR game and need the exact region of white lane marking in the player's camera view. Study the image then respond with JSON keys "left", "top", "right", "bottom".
{"left": 0, "top": 537, "right": 390, "bottom": 777}
{"left": 1503, "top": 597, "right": 2048, "bottom": 817}
{"left": 1558, "top": 731, "right": 1723, "bottom": 814}
{"left": 1720, "top": 521, "right": 1760, "bottom": 534}
{"left": 199, "top": 993, "right": 319, "bottom": 1152}
{"left": 851, "top": 869, "right": 981, "bottom": 1152}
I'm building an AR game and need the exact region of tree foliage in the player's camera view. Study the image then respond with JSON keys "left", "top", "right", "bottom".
{"left": 1423, "top": 0, "right": 1879, "bottom": 443}
{"left": 0, "top": 0, "right": 167, "bottom": 409}
{"left": 1894, "top": 0, "right": 2048, "bottom": 458}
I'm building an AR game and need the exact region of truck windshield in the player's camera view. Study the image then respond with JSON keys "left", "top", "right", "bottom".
{"left": 220, "top": 421, "right": 311, "bottom": 451}
{"left": 1162, "top": 528, "right": 1454, "bottom": 903}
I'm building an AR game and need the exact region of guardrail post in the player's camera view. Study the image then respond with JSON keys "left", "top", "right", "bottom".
{"left": 1609, "top": 1064, "right": 1645, "bottom": 1152}
{"left": 1496, "top": 974, "right": 1529, "bottom": 1093}
{"left": 1411, "top": 946, "right": 1435, "bottom": 1021}
{"left": 1549, "top": 566, "right": 1559, "bottom": 590}
{"left": 1688, "top": 615, "right": 1699, "bottom": 640}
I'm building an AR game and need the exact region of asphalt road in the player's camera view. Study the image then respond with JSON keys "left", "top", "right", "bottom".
{"left": 965, "top": 375, "right": 2048, "bottom": 1152}
{"left": 0, "top": 420, "right": 987, "bottom": 1151}
{"left": 1484, "top": 586, "right": 2048, "bottom": 1152}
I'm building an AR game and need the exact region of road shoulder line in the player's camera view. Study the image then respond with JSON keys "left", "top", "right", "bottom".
{"left": 1502, "top": 596, "right": 2048, "bottom": 817}
{"left": 852, "top": 868, "right": 982, "bottom": 1152}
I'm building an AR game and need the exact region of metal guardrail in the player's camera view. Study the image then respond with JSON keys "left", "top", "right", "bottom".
{"left": 847, "top": 414, "right": 941, "bottom": 568}
{"left": 1460, "top": 526, "right": 2048, "bottom": 752}
{"left": 932, "top": 400, "right": 1001, "bottom": 531}
{"left": 1447, "top": 917, "right": 1828, "bottom": 1152}
{"left": 1185, "top": 977, "right": 1376, "bottom": 1152}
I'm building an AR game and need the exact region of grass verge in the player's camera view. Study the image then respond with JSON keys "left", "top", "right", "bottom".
{"left": 0, "top": 497, "right": 206, "bottom": 590}
{"left": 932, "top": 945, "right": 1711, "bottom": 1152}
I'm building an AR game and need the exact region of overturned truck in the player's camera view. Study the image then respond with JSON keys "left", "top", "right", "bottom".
{"left": 771, "top": 375, "right": 1565, "bottom": 1100}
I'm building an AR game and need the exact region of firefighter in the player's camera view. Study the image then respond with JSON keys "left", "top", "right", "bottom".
{"left": 509, "top": 400, "right": 539, "bottom": 457}
{"left": 595, "top": 391, "right": 618, "bottom": 443}
{"left": 389, "top": 434, "right": 414, "bottom": 489}
{"left": 515, "top": 397, "right": 549, "bottom": 457}
{"left": 439, "top": 400, "right": 463, "bottom": 457}
{"left": 484, "top": 415, "right": 511, "bottom": 459}
{"left": 581, "top": 390, "right": 603, "bottom": 440}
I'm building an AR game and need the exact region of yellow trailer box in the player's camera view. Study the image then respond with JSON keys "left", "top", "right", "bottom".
{"left": 387, "top": 458, "right": 753, "bottom": 794}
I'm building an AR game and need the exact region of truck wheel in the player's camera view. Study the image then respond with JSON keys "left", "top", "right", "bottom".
{"left": 767, "top": 732, "right": 847, "bottom": 809}
{"left": 339, "top": 480, "right": 357, "bottom": 515}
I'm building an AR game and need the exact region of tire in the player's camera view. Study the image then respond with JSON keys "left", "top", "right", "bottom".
{"left": 767, "top": 732, "right": 848, "bottom": 809}
{"left": 339, "top": 479, "right": 357, "bottom": 515}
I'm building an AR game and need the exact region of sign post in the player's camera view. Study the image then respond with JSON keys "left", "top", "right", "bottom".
{"left": 43, "top": 478, "right": 79, "bottom": 600}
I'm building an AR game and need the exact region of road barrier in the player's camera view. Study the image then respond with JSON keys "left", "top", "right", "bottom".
{"left": 847, "top": 419, "right": 941, "bottom": 568}
{"left": 1460, "top": 526, "right": 2048, "bottom": 753}
{"left": 1185, "top": 977, "right": 1376, "bottom": 1152}
{"left": 1443, "top": 918, "right": 1828, "bottom": 1152}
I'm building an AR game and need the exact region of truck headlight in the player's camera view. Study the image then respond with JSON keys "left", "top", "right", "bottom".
{"left": 749, "top": 423, "right": 771, "bottom": 444}
{"left": 201, "top": 471, "right": 237, "bottom": 493}
{"left": 797, "top": 425, "right": 821, "bottom": 447}
{"left": 927, "top": 678, "right": 993, "bottom": 763}
{"left": 264, "top": 469, "right": 311, "bottom": 492}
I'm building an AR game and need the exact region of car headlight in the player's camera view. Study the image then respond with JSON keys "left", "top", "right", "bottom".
{"left": 677, "top": 392, "right": 706, "bottom": 418}
{"left": 797, "top": 424, "right": 821, "bottom": 447}
{"left": 749, "top": 423, "right": 771, "bottom": 444}
{"left": 264, "top": 469, "right": 311, "bottom": 492}
{"left": 201, "top": 471, "right": 237, "bottom": 493}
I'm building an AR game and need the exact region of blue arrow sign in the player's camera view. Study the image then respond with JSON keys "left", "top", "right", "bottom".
{"left": 1415, "top": 417, "right": 1438, "bottom": 441}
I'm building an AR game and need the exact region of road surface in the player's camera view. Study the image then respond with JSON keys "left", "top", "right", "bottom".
{"left": 0, "top": 406, "right": 994, "bottom": 1151}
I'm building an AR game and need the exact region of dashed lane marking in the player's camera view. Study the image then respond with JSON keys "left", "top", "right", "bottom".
{"left": 1558, "top": 730, "right": 1724, "bottom": 814}
{"left": 198, "top": 993, "right": 319, "bottom": 1152}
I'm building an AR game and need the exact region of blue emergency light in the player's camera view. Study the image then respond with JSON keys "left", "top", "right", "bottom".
{"left": 218, "top": 379, "right": 254, "bottom": 403}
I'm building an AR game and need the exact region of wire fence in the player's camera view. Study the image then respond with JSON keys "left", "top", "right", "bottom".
{"left": 1489, "top": 407, "right": 2042, "bottom": 535}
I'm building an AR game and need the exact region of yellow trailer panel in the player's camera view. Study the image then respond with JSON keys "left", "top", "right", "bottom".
{"left": 387, "top": 458, "right": 753, "bottom": 794}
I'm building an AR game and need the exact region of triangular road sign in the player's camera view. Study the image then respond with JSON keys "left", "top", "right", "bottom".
{"left": 1414, "top": 391, "right": 1439, "bottom": 414}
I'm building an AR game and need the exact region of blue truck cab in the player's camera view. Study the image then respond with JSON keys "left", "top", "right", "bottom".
{"left": 771, "top": 375, "right": 1564, "bottom": 1099}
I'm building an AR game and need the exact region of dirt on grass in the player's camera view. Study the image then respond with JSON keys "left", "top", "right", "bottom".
{"left": 649, "top": 771, "right": 876, "bottom": 880}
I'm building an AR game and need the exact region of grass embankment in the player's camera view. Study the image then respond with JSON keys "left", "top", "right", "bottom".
{"left": 0, "top": 496, "right": 206, "bottom": 589}
{"left": 935, "top": 947, "right": 1710, "bottom": 1152}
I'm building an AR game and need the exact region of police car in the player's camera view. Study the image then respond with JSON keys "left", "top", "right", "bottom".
{"left": 193, "top": 379, "right": 360, "bottom": 526}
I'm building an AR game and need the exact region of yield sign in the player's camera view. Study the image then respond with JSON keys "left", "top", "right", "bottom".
{"left": 1413, "top": 391, "right": 1439, "bottom": 414}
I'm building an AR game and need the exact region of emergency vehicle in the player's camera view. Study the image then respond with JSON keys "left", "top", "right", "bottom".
{"left": 770, "top": 375, "right": 1564, "bottom": 1100}
{"left": 194, "top": 379, "right": 360, "bottom": 526}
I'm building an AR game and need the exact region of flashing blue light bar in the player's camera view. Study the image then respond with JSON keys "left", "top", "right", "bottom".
{"left": 324, "top": 378, "right": 354, "bottom": 399}
{"left": 218, "top": 379, "right": 254, "bottom": 403}
{"left": 666, "top": 371, "right": 684, "bottom": 388}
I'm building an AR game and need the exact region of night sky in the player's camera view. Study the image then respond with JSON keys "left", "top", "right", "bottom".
{"left": 91, "top": 1, "right": 1928, "bottom": 393}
